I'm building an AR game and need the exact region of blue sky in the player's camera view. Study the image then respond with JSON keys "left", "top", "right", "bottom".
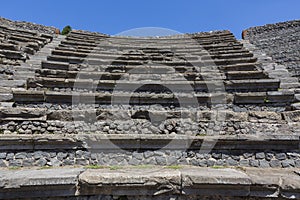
{"left": 0, "top": 0, "right": 299, "bottom": 38}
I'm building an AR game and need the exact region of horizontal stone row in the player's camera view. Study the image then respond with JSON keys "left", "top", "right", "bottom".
{"left": 55, "top": 44, "right": 250, "bottom": 57}
{"left": 36, "top": 68, "right": 267, "bottom": 80}
{"left": 1, "top": 166, "right": 300, "bottom": 199}
{"left": 46, "top": 54, "right": 257, "bottom": 67}
{"left": 1, "top": 115, "right": 299, "bottom": 136}
{"left": 66, "top": 35, "right": 237, "bottom": 47}
{"left": 2, "top": 106, "right": 297, "bottom": 122}
{"left": 51, "top": 49, "right": 254, "bottom": 61}
{"left": 14, "top": 101, "right": 287, "bottom": 113}
{"left": 12, "top": 89, "right": 294, "bottom": 106}
{"left": 0, "top": 149, "right": 299, "bottom": 168}
{"left": 41, "top": 60, "right": 260, "bottom": 72}
{"left": 69, "top": 29, "right": 234, "bottom": 41}
{"left": 60, "top": 39, "right": 244, "bottom": 51}
{"left": 27, "top": 77, "right": 280, "bottom": 93}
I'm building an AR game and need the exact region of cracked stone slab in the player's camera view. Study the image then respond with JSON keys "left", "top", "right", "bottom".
{"left": 0, "top": 167, "right": 84, "bottom": 199}
{"left": 79, "top": 167, "right": 182, "bottom": 196}
{"left": 0, "top": 107, "right": 47, "bottom": 120}
{"left": 181, "top": 167, "right": 251, "bottom": 196}
{"left": 245, "top": 168, "right": 300, "bottom": 199}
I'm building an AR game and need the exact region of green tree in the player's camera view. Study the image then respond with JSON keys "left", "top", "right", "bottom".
{"left": 61, "top": 25, "right": 72, "bottom": 35}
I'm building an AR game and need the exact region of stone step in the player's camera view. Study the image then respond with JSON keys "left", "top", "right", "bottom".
{"left": 58, "top": 42, "right": 244, "bottom": 53}
{"left": 51, "top": 49, "right": 253, "bottom": 61}
{"left": 41, "top": 60, "right": 196, "bottom": 73}
{"left": 27, "top": 77, "right": 279, "bottom": 93}
{"left": 0, "top": 87, "right": 13, "bottom": 102}
{"left": 0, "top": 80, "right": 26, "bottom": 88}
{"left": 60, "top": 39, "right": 243, "bottom": 50}
{"left": 0, "top": 43, "right": 19, "bottom": 51}
{"left": 13, "top": 88, "right": 292, "bottom": 106}
{"left": 0, "top": 107, "right": 47, "bottom": 121}
{"left": 45, "top": 108, "right": 277, "bottom": 123}
{"left": 55, "top": 45, "right": 249, "bottom": 57}
{"left": 70, "top": 30, "right": 234, "bottom": 40}
{"left": 225, "top": 79, "right": 280, "bottom": 92}
{"left": 41, "top": 60, "right": 261, "bottom": 73}
{"left": 51, "top": 49, "right": 205, "bottom": 61}
{"left": 46, "top": 54, "right": 257, "bottom": 66}
{"left": 226, "top": 71, "right": 268, "bottom": 79}
{"left": 36, "top": 69, "right": 227, "bottom": 80}
{"left": 0, "top": 24, "right": 41, "bottom": 36}
{"left": 12, "top": 89, "right": 229, "bottom": 106}
{"left": 0, "top": 49, "right": 27, "bottom": 60}
{"left": 235, "top": 90, "right": 295, "bottom": 104}
{"left": 65, "top": 35, "right": 237, "bottom": 46}
{"left": 36, "top": 68, "right": 265, "bottom": 80}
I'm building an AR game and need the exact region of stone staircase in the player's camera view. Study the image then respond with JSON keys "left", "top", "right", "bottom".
{"left": 0, "top": 21, "right": 300, "bottom": 199}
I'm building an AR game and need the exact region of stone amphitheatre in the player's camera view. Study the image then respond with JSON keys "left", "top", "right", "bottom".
{"left": 0, "top": 16, "right": 300, "bottom": 199}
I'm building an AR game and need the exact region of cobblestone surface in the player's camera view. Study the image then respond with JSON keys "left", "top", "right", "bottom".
{"left": 1, "top": 150, "right": 299, "bottom": 168}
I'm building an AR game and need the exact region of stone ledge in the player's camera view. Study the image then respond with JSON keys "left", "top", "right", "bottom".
{"left": 0, "top": 167, "right": 84, "bottom": 199}
{"left": 0, "top": 134, "right": 299, "bottom": 151}
{"left": 0, "top": 166, "right": 299, "bottom": 199}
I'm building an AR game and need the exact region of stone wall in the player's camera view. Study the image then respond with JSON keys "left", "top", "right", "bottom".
{"left": 0, "top": 134, "right": 299, "bottom": 168}
{"left": 243, "top": 20, "right": 300, "bottom": 78}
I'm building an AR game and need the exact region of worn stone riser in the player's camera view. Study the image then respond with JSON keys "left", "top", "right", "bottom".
{"left": 67, "top": 35, "right": 236, "bottom": 46}
{"left": 41, "top": 61, "right": 260, "bottom": 73}
{"left": 45, "top": 54, "right": 257, "bottom": 67}
{"left": 36, "top": 69, "right": 266, "bottom": 81}
{"left": 68, "top": 31, "right": 234, "bottom": 41}
{"left": 28, "top": 78, "right": 280, "bottom": 93}
{"left": 70, "top": 29, "right": 232, "bottom": 39}
{"left": 1, "top": 165, "right": 300, "bottom": 199}
{"left": 1, "top": 106, "right": 289, "bottom": 122}
{"left": 50, "top": 49, "right": 254, "bottom": 61}
{"left": 51, "top": 50, "right": 207, "bottom": 61}
{"left": 36, "top": 69, "right": 226, "bottom": 81}
{"left": 0, "top": 49, "right": 27, "bottom": 60}
{"left": 60, "top": 40, "right": 244, "bottom": 51}
{"left": 58, "top": 42, "right": 245, "bottom": 55}
{"left": 66, "top": 33, "right": 236, "bottom": 43}
{"left": 13, "top": 89, "right": 295, "bottom": 106}
{"left": 65, "top": 35, "right": 236, "bottom": 45}
{"left": 55, "top": 47, "right": 249, "bottom": 58}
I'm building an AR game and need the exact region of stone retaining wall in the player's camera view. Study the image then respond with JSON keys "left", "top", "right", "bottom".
{"left": 243, "top": 20, "right": 300, "bottom": 78}
{"left": 0, "top": 135, "right": 299, "bottom": 168}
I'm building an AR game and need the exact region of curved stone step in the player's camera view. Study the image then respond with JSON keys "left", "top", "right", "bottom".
{"left": 60, "top": 39, "right": 243, "bottom": 50}
{"left": 36, "top": 68, "right": 228, "bottom": 80}
{"left": 27, "top": 76, "right": 279, "bottom": 93}
{"left": 46, "top": 54, "right": 257, "bottom": 67}
{"left": 234, "top": 90, "right": 295, "bottom": 104}
{"left": 55, "top": 45, "right": 249, "bottom": 57}
{"left": 36, "top": 68, "right": 266, "bottom": 80}
{"left": 12, "top": 89, "right": 230, "bottom": 106}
